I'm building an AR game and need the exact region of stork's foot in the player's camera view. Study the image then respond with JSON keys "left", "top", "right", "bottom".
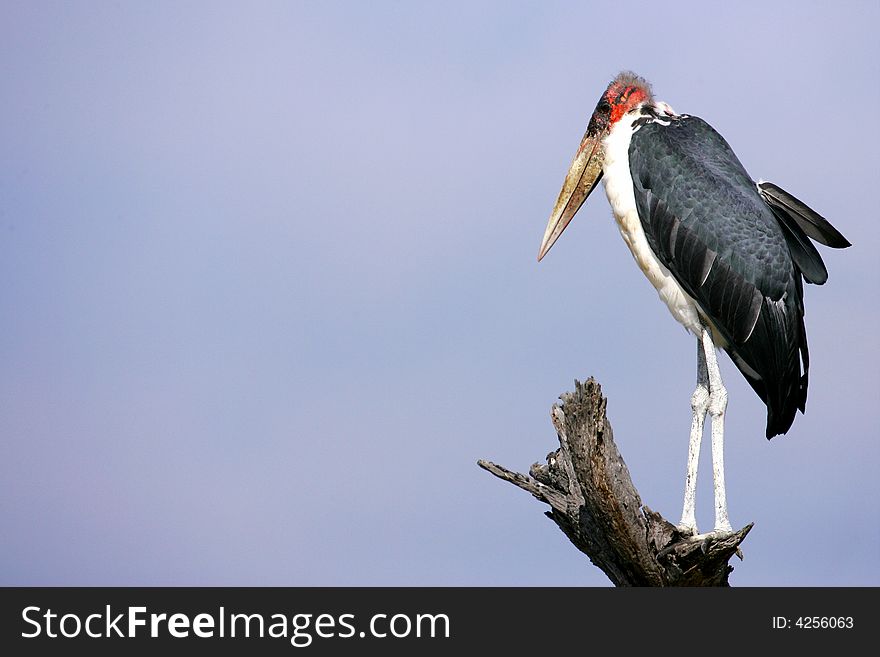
{"left": 675, "top": 522, "right": 698, "bottom": 537}
{"left": 690, "top": 528, "right": 735, "bottom": 542}
{"left": 713, "top": 522, "right": 734, "bottom": 535}
{"left": 653, "top": 514, "right": 753, "bottom": 578}
{"left": 675, "top": 521, "right": 733, "bottom": 539}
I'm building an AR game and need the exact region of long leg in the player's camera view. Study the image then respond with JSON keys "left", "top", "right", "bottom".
{"left": 679, "top": 337, "right": 709, "bottom": 534}
{"left": 700, "top": 326, "right": 733, "bottom": 533}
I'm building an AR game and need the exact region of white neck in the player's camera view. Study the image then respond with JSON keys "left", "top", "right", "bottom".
{"left": 598, "top": 105, "right": 715, "bottom": 342}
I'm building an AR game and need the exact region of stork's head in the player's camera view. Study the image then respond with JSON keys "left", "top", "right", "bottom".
{"left": 538, "top": 72, "right": 653, "bottom": 260}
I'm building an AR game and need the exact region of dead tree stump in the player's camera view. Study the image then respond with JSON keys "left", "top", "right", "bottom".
{"left": 478, "top": 377, "right": 752, "bottom": 586}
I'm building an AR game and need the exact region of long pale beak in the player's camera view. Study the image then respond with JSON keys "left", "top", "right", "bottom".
{"left": 537, "top": 131, "right": 605, "bottom": 261}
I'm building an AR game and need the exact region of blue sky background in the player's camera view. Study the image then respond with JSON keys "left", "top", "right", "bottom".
{"left": 1, "top": 1, "right": 877, "bottom": 586}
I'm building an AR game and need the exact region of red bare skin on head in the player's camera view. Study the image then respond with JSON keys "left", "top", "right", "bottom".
{"left": 583, "top": 73, "right": 653, "bottom": 143}
{"left": 607, "top": 84, "right": 650, "bottom": 125}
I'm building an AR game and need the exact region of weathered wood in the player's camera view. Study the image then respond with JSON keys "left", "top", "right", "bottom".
{"left": 478, "top": 377, "right": 752, "bottom": 586}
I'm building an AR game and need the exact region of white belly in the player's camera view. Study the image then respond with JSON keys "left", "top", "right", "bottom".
{"left": 601, "top": 115, "right": 721, "bottom": 344}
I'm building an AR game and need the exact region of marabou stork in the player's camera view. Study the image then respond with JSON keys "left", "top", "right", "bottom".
{"left": 538, "top": 72, "right": 850, "bottom": 536}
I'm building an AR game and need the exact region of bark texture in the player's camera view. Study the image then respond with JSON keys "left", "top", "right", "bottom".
{"left": 478, "top": 378, "right": 752, "bottom": 586}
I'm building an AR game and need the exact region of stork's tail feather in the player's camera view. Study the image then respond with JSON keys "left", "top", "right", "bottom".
{"left": 763, "top": 366, "right": 807, "bottom": 439}
{"left": 727, "top": 293, "right": 809, "bottom": 439}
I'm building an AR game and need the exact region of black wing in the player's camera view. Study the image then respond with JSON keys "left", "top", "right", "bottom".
{"left": 629, "top": 116, "right": 810, "bottom": 438}
{"left": 758, "top": 182, "right": 851, "bottom": 249}
{"left": 756, "top": 181, "right": 851, "bottom": 285}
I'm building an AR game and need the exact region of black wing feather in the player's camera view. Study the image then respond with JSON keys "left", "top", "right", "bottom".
{"left": 772, "top": 208, "right": 829, "bottom": 284}
{"left": 758, "top": 182, "right": 851, "bottom": 248}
